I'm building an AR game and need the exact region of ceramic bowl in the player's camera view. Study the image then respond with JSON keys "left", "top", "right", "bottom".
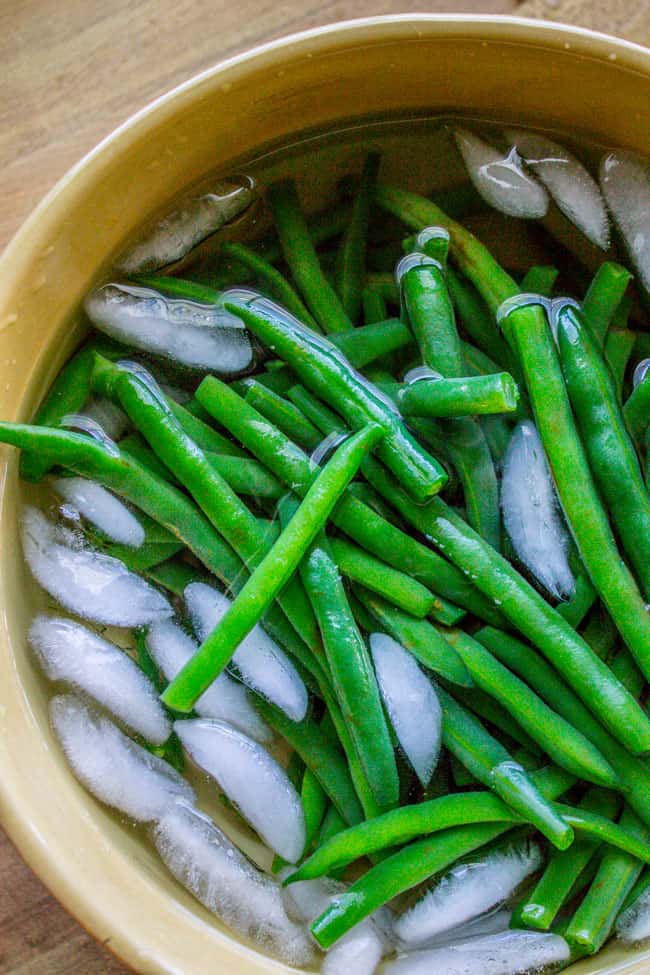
{"left": 1, "top": 15, "right": 649, "bottom": 975}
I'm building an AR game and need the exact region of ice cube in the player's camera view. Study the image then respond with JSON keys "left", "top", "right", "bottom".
{"left": 383, "top": 929, "right": 569, "bottom": 975}
{"left": 30, "top": 615, "right": 170, "bottom": 744}
{"left": 174, "top": 718, "right": 305, "bottom": 863}
{"left": 454, "top": 129, "right": 549, "bottom": 219}
{"left": 50, "top": 694, "right": 193, "bottom": 821}
{"left": 600, "top": 151, "right": 650, "bottom": 294}
{"left": 52, "top": 477, "right": 145, "bottom": 548}
{"left": 21, "top": 506, "right": 172, "bottom": 627}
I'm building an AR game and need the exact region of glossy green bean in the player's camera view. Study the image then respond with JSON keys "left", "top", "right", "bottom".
{"left": 520, "top": 265, "right": 559, "bottom": 297}
{"left": 394, "top": 372, "right": 519, "bottom": 418}
{"left": 268, "top": 180, "right": 353, "bottom": 333}
{"left": 94, "top": 358, "right": 320, "bottom": 652}
{"left": 300, "top": 533, "right": 399, "bottom": 812}
{"left": 441, "top": 627, "right": 618, "bottom": 787}
{"left": 354, "top": 587, "right": 472, "bottom": 687}
{"left": 330, "top": 319, "right": 413, "bottom": 368}
{"left": 224, "top": 296, "right": 447, "bottom": 501}
{"left": 308, "top": 765, "right": 574, "bottom": 948}
{"left": 450, "top": 686, "right": 542, "bottom": 755}
{"left": 474, "top": 626, "right": 650, "bottom": 827}
{"left": 582, "top": 262, "right": 633, "bottom": 348}
{"left": 515, "top": 789, "right": 620, "bottom": 930}
{"left": 446, "top": 268, "right": 510, "bottom": 368}
{"left": 334, "top": 154, "right": 379, "bottom": 323}
{"left": 515, "top": 304, "right": 650, "bottom": 667}
{"left": 328, "top": 536, "right": 437, "bottom": 619}
{"left": 218, "top": 240, "right": 317, "bottom": 327}
{"left": 161, "top": 424, "right": 382, "bottom": 711}
{"left": 301, "top": 767, "right": 328, "bottom": 853}
{"left": 361, "top": 456, "right": 650, "bottom": 755}
{"left": 20, "top": 336, "right": 125, "bottom": 482}
{"left": 401, "top": 261, "right": 464, "bottom": 378}
{"left": 242, "top": 379, "right": 322, "bottom": 451}
{"left": 195, "top": 376, "right": 502, "bottom": 624}
{"left": 564, "top": 807, "right": 649, "bottom": 954}
{"left": 437, "top": 686, "right": 573, "bottom": 849}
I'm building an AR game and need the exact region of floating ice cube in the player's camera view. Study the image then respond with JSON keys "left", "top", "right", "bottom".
{"left": 454, "top": 129, "right": 549, "bottom": 219}
{"left": 118, "top": 178, "right": 256, "bottom": 274}
{"left": 419, "top": 909, "right": 513, "bottom": 949}
{"left": 152, "top": 801, "right": 315, "bottom": 966}
{"left": 616, "top": 884, "right": 650, "bottom": 945}
{"left": 145, "top": 620, "right": 271, "bottom": 742}
{"left": 21, "top": 506, "right": 172, "bottom": 627}
{"left": 600, "top": 151, "right": 650, "bottom": 294}
{"left": 174, "top": 718, "right": 305, "bottom": 863}
{"left": 369, "top": 632, "right": 441, "bottom": 786}
{"left": 84, "top": 284, "right": 253, "bottom": 374}
{"left": 52, "top": 477, "right": 145, "bottom": 548}
{"left": 393, "top": 841, "right": 542, "bottom": 947}
{"left": 185, "top": 582, "right": 308, "bottom": 722}
{"left": 30, "top": 615, "right": 170, "bottom": 744}
{"left": 50, "top": 694, "right": 193, "bottom": 821}
{"left": 501, "top": 421, "right": 575, "bottom": 600}
{"left": 507, "top": 131, "right": 609, "bottom": 249}
{"left": 383, "top": 930, "right": 570, "bottom": 975}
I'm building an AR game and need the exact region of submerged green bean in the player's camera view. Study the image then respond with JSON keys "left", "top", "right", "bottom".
{"left": 334, "top": 154, "right": 379, "bottom": 323}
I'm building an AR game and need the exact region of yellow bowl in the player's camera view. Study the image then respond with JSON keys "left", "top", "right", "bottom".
{"left": 1, "top": 14, "right": 649, "bottom": 975}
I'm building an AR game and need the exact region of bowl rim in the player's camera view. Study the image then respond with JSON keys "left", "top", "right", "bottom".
{"left": 1, "top": 13, "right": 650, "bottom": 975}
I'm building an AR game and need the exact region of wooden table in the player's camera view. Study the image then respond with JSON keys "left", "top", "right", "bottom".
{"left": 0, "top": 0, "right": 637, "bottom": 971}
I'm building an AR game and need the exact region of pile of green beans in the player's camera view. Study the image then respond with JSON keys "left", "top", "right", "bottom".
{"left": 5, "top": 154, "right": 650, "bottom": 973}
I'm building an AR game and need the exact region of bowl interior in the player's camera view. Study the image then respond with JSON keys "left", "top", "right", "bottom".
{"left": 1, "top": 15, "right": 650, "bottom": 975}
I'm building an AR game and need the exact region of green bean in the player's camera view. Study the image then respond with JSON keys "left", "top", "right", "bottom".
{"left": 20, "top": 336, "right": 125, "bottom": 482}
{"left": 450, "top": 752, "right": 478, "bottom": 788}
{"left": 225, "top": 296, "right": 447, "bottom": 501}
{"left": 446, "top": 268, "right": 511, "bottom": 368}
{"left": 253, "top": 200, "right": 352, "bottom": 267}
{"left": 605, "top": 327, "right": 636, "bottom": 402}
{"left": 300, "top": 533, "right": 399, "bottom": 812}
{"left": 328, "top": 536, "right": 437, "bottom": 619}
{"left": 450, "top": 686, "right": 542, "bottom": 755}
{"left": 400, "top": 260, "right": 464, "bottom": 378}
{"left": 101, "top": 534, "right": 183, "bottom": 573}
{"left": 334, "top": 154, "right": 379, "bottom": 323}
{"left": 161, "top": 424, "right": 383, "bottom": 711}
{"left": 394, "top": 372, "right": 519, "bottom": 418}
{"left": 564, "top": 807, "right": 649, "bottom": 954}
{"left": 94, "top": 358, "right": 320, "bottom": 652}
{"left": 520, "top": 265, "right": 559, "bottom": 298}
{"left": 461, "top": 340, "right": 505, "bottom": 378}
{"left": 516, "top": 789, "right": 621, "bottom": 930}
{"left": 267, "top": 180, "right": 353, "bottom": 333}
{"left": 308, "top": 765, "right": 574, "bottom": 947}
{"left": 441, "top": 627, "right": 618, "bottom": 787}
{"left": 624, "top": 371, "right": 650, "bottom": 447}
{"left": 301, "top": 767, "right": 328, "bottom": 853}
{"left": 218, "top": 240, "right": 317, "bottom": 327}
{"left": 361, "top": 456, "right": 650, "bottom": 755}
{"left": 195, "top": 376, "right": 503, "bottom": 624}
{"left": 362, "top": 287, "right": 387, "bottom": 324}
{"left": 130, "top": 274, "right": 223, "bottom": 303}
{"left": 146, "top": 556, "right": 209, "bottom": 596}
{"left": 556, "top": 571, "right": 598, "bottom": 628}
{"left": 253, "top": 698, "right": 364, "bottom": 827}
{"left": 354, "top": 587, "right": 472, "bottom": 687}
{"left": 582, "top": 262, "right": 633, "bottom": 348}
{"left": 479, "top": 415, "right": 514, "bottom": 466}
{"left": 290, "top": 776, "right": 650, "bottom": 888}
{"left": 330, "top": 319, "right": 413, "bottom": 368}
{"left": 120, "top": 431, "right": 285, "bottom": 499}
{"left": 609, "top": 647, "right": 645, "bottom": 699}
{"left": 474, "top": 626, "right": 650, "bottom": 827}
{"left": 619, "top": 868, "right": 650, "bottom": 916}
{"left": 437, "top": 687, "right": 573, "bottom": 848}
{"left": 242, "top": 379, "right": 322, "bottom": 451}
{"left": 317, "top": 804, "right": 347, "bottom": 867}
{"left": 554, "top": 304, "right": 650, "bottom": 619}
{"left": 581, "top": 605, "right": 619, "bottom": 661}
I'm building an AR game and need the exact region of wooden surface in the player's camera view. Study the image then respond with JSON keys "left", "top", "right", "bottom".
{"left": 0, "top": 0, "right": 638, "bottom": 972}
